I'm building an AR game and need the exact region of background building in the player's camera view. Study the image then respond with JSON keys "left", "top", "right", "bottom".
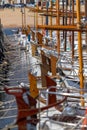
{"left": 0, "top": 0, "right": 28, "bottom": 4}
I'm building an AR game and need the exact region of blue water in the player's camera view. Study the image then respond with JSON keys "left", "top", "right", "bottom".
{"left": 3, "top": 28, "right": 16, "bottom": 35}
{"left": 0, "top": 28, "right": 36, "bottom": 130}
{"left": 3, "top": 28, "right": 20, "bottom": 35}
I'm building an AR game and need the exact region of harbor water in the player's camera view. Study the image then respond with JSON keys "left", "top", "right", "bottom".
{"left": 0, "top": 28, "right": 36, "bottom": 130}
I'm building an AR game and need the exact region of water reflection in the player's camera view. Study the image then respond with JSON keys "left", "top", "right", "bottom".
{"left": 0, "top": 29, "right": 36, "bottom": 129}
{"left": 0, "top": 50, "right": 36, "bottom": 129}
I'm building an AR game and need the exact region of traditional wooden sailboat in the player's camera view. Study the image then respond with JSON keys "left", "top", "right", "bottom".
{"left": 25, "top": 0, "right": 87, "bottom": 129}
{"left": 1, "top": 0, "right": 87, "bottom": 130}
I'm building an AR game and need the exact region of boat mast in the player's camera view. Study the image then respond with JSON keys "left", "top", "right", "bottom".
{"left": 71, "top": 0, "right": 75, "bottom": 59}
{"left": 56, "top": 0, "right": 60, "bottom": 53}
{"left": 76, "top": 0, "right": 84, "bottom": 106}
{"left": 50, "top": 0, "right": 52, "bottom": 37}
{"left": 46, "top": 0, "right": 49, "bottom": 36}
{"left": 21, "top": 0, "right": 26, "bottom": 33}
{"left": 35, "top": 3, "right": 39, "bottom": 41}
{"left": 21, "top": 7, "right": 24, "bottom": 33}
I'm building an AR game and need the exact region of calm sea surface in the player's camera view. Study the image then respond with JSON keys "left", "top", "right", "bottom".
{"left": 0, "top": 28, "right": 36, "bottom": 130}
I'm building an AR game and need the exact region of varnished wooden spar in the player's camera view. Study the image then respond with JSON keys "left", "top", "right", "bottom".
{"left": 28, "top": 72, "right": 46, "bottom": 104}
{"left": 28, "top": 72, "right": 39, "bottom": 98}
{"left": 41, "top": 50, "right": 51, "bottom": 71}
{"left": 76, "top": 0, "right": 84, "bottom": 106}
{"left": 37, "top": 25, "right": 87, "bottom": 31}
{"left": 28, "top": 72, "right": 87, "bottom": 101}
{"left": 50, "top": 55, "right": 58, "bottom": 76}
{"left": 40, "top": 64, "right": 48, "bottom": 88}
{"left": 36, "top": 32, "right": 43, "bottom": 45}
{"left": 40, "top": 50, "right": 51, "bottom": 87}
{"left": 30, "top": 30, "right": 43, "bottom": 45}
{"left": 28, "top": 6, "right": 85, "bottom": 18}
{"left": 31, "top": 30, "right": 35, "bottom": 41}
{"left": 31, "top": 44, "right": 37, "bottom": 56}
{"left": 4, "top": 75, "right": 67, "bottom": 130}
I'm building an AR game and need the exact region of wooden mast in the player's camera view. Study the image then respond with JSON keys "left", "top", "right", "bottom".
{"left": 27, "top": 0, "right": 86, "bottom": 107}
{"left": 76, "top": 0, "right": 84, "bottom": 106}
{"left": 21, "top": 8, "right": 24, "bottom": 32}
{"left": 21, "top": 0, "right": 26, "bottom": 33}
{"left": 71, "top": 0, "right": 75, "bottom": 59}
{"left": 64, "top": 0, "right": 68, "bottom": 51}
{"left": 56, "top": 0, "right": 60, "bottom": 53}
{"left": 50, "top": 0, "right": 52, "bottom": 37}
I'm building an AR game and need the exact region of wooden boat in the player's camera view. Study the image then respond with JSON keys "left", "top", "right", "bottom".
{"left": 1, "top": 1, "right": 87, "bottom": 130}
{"left": 2, "top": 74, "right": 67, "bottom": 130}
